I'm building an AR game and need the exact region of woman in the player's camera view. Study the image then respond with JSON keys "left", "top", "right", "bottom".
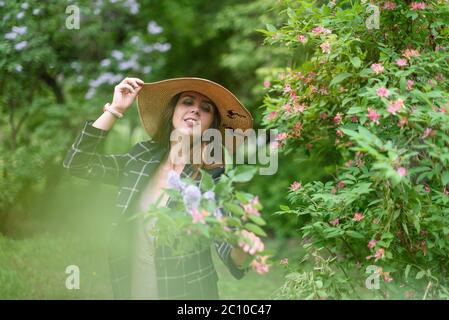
{"left": 63, "top": 77, "right": 253, "bottom": 299}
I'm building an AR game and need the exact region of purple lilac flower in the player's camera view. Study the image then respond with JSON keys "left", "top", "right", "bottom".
{"left": 203, "top": 190, "right": 215, "bottom": 201}
{"left": 167, "top": 170, "right": 186, "bottom": 191}
{"left": 182, "top": 185, "right": 201, "bottom": 210}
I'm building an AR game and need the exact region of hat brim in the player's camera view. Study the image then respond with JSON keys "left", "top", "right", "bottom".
{"left": 136, "top": 77, "right": 253, "bottom": 154}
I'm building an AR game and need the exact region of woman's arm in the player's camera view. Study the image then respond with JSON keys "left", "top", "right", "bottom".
{"left": 63, "top": 77, "right": 144, "bottom": 186}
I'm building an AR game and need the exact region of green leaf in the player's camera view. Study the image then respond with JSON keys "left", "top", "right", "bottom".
{"left": 244, "top": 223, "right": 267, "bottom": 237}
{"left": 330, "top": 72, "right": 352, "bottom": 87}
{"left": 266, "top": 24, "right": 277, "bottom": 32}
{"left": 200, "top": 169, "right": 214, "bottom": 192}
{"left": 416, "top": 270, "right": 426, "bottom": 280}
{"left": 248, "top": 214, "right": 266, "bottom": 226}
{"left": 223, "top": 203, "right": 245, "bottom": 216}
{"left": 405, "top": 264, "right": 411, "bottom": 280}
{"left": 346, "top": 230, "right": 364, "bottom": 239}
{"left": 279, "top": 205, "right": 290, "bottom": 210}
{"left": 350, "top": 57, "right": 361, "bottom": 69}
{"left": 442, "top": 171, "right": 449, "bottom": 186}
{"left": 233, "top": 165, "right": 257, "bottom": 183}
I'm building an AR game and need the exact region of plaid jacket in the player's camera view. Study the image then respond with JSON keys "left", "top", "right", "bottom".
{"left": 63, "top": 120, "right": 247, "bottom": 299}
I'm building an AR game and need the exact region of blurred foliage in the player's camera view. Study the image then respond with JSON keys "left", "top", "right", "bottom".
{"left": 0, "top": 0, "right": 311, "bottom": 240}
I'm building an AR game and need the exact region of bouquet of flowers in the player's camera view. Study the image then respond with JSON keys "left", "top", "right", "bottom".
{"left": 134, "top": 164, "right": 271, "bottom": 274}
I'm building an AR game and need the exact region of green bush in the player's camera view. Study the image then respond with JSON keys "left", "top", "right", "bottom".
{"left": 261, "top": 0, "right": 449, "bottom": 299}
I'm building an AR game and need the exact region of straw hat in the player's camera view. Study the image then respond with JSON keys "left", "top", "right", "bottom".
{"left": 136, "top": 77, "right": 253, "bottom": 153}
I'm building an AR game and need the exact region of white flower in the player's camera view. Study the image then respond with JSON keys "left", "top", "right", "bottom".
{"left": 143, "top": 66, "right": 152, "bottom": 74}
{"left": 85, "top": 87, "right": 96, "bottom": 100}
{"left": 16, "top": 12, "right": 25, "bottom": 20}
{"left": 32, "top": 8, "right": 40, "bottom": 15}
{"left": 15, "top": 64, "right": 23, "bottom": 72}
{"left": 21, "top": 2, "right": 29, "bottom": 10}
{"left": 5, "top": 32, "right": 17, "bottom": 40}
{"left": 70, "top": 61, "right": 81, "bottom": 72}
{"left": 0, "top": 1, "right": 5, "bottom": 7}
{"left": 12, "top": 26, "right": 27, "bottom": 35}
{"left": 130, "top": 35, "right": 140, "bottom": 45}
{"left": 147, "top": 21, "right": 163, "bottom": 34}
{"left": 153, "top": 42, "right": 171, "bottom": 52}
{"left": 111, "top": 50, "right": 124, "bottom": 60}
{"left": 124, "top": 0, "right": 139, "bottom": 15}
{"left": 100, "top": 58, "right": 111, "bottom": 67}
{"left": 14, "top": 40, "right": 28, "bottom": 51}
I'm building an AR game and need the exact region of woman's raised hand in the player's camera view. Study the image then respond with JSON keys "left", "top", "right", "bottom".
{"left": 110, "top": 77, "right": 144, "bottom": 113}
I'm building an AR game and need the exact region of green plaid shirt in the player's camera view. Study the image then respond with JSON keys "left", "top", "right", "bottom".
{"left": 63, "top": 120, "right": 247, "bottom": 299}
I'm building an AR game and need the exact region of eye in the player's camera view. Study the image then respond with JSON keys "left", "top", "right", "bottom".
{"left": 183, "top": 98, "right": 193, "bottom": 105}
{"left": 201, "top": 104, "right": 211, "bottom": 112}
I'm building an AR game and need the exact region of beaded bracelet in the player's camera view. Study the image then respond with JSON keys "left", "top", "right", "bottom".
{"left": 103, "top": 103, "right": 124, "bottom": 119}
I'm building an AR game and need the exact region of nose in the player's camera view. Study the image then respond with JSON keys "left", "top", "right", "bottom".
{"left": 189, "top": 104, "right": 200, "bottom": 115}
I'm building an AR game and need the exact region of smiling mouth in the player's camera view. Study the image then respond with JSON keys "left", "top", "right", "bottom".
{"left": 184, "top": 117, "right": 199, "bottom": 125}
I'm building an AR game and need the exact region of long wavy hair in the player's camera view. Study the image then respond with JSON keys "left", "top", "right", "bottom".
{"left": 152, "top": 91, "right": 223, "bottom": 177}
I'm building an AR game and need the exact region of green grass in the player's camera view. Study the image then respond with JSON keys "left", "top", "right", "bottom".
{"left": 0, "top": 232, "right": 299, "bottom": 299}
{"left": 0, "top": 178, "right": 302, "bottom": 299}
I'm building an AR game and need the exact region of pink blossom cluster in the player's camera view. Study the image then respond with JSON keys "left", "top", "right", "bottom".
{"left": 239, "top": 230, "right": 265, "bottom": 255}
{"left": 250, "top": 255, "right": 270, "bottom": 274}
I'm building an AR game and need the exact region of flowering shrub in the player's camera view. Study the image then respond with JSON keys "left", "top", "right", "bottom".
{"left": 136, "top": 165, "right": 271, "bottom": 275}
{"left": 261, "top": 0, "right": 449, "bottom": 298}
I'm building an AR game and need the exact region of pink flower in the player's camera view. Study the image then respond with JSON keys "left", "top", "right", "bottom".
{"left": 319, "top": 112, "right": 328, "bottom": 119}
{"left": 402, "top": 48, "right": 420, "bottom": 59}
{"left": 290, "top": 181, "right": 302, "bottom": 191}
{"left": 387, "top": 99, "right": 404, "bottom": 115}
{"left": 191, "top": 208, "right": 209, "bottom": 224}
{"left": 330, "top": 218, "right": 340, "bottom": 226}
{"left": 383, "top": 1, "right": 397, "bottom": 10}
{"left": 250, "top": 255, "right": 269, "bottom": 274}
{"left": 242, "top": 197, "right": 261, "bottom": 220}
{"left": 351, "top": 115, "right": 359, "bottom": 123}
{"left": 293, "top": 103, "right": 306, "bottom": 113}
{"left": 353, "top": 212, "right": 364, "bottom": 222}
{"left": 366, "top": 248, "right": 385, "bottom": 261}
{"left": 397, "top": 167, "right": 407, "bottom": 177}
{"left": 320, "top": 42, "right": 331, "bottom": 54}
{"left": 333, "top": 112, "right": 343, "bottom": 124}
{"left": 297, "top": 35, "right": 307, "bottom": 43}
{"left": 374, "top": 248, "right": 385, "bottom": 261}
{"left": 276, "top": 132, "right": 288, "bottom": 141}
{"left": 243, "top": 203, "right": 260, "bottom": 218}
{"left": 410, "top": 2, "right": 426, "bottom": 10}
{"left": 376, "top": 87, "right": 390, "bottom": 97}
{"left": 396, "top": 59, "right": 408, "bottom": 67}
{"left": 336, "top": 129, "right": 344, "bottom": 137}
{"left": 371, "top": 63, "right": 384, "bottom": 74}
{"left": 267, "top": 111, "right": 278, "bottom": 121}
{"left": 283, "top": 84, "right": 292, "bottom": 93}
{"left": 283, "top": 103, "right": 292, "bottom": 114}
{"left": 422, "top": 127, "right": 433, "bottom": 139}
{"left": 311, "top": 26, "right": 331, "bottom": 34}
{"left": 280, "top": 258, "right": 289, "bottom": 265}
{"left": 367, "top": 108, "right": 380, "bottom": 124}
{"left": 263, "top": 80, "right": 271, "bottom": 88}
{"left": 406, "top": 79, "right": 414, "bottom": 90}
{"left": 337, "top": 181, "right": 345, "bottom": 189}
{"left": 239, "top": 230, "right": 265, "bottom": 255}
{"left": 368, "top": 240, "right": 377, "bottom": 249}
{"left": 383, "top": 272, "right": 393, "bottom": 283}
{"left": 398, "top": 117, "right": 408, "bottom": 128}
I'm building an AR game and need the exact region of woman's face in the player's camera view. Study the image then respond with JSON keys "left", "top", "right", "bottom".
{"left": 172, "top": 91, "right": 216, "bottom": 136}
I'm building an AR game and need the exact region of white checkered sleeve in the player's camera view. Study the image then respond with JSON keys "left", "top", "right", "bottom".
{"left": 63, "top": 119, "right": 133, "bottom": 186}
